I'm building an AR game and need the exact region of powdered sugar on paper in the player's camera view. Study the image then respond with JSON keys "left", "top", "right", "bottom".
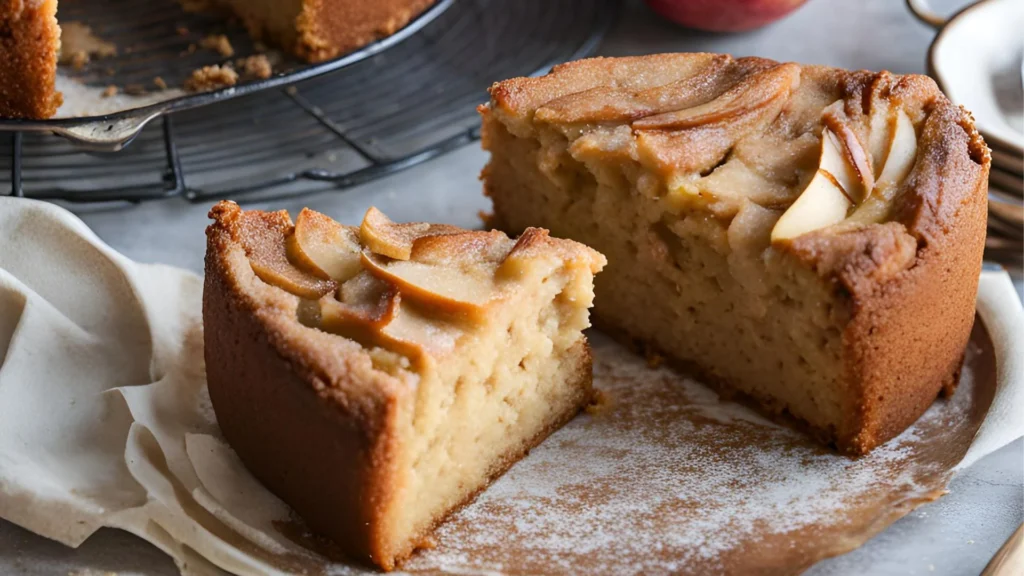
{"left": 399, "top": 333, "right": 980, "bottom": 575}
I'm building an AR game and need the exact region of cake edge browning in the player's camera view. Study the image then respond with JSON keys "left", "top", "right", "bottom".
{"left": 205, "top": 218, "right": 405, "bottom": 567}
{"left": 0, "top": 0, "right": 62, "bottom": 119}
{"left": 789, "top": 99, "right": 990, "bottom": 454}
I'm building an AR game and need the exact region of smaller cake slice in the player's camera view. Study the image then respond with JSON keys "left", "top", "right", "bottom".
{"left": 203, "top": 202, "right": 605, "bottom": 570}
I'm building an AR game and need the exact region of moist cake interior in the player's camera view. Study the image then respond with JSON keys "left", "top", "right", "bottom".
{"left": 486, "top": 114, "right": 852, "bottom": 440}
{"left": 394, "top": 255, "right": 593, "bottom": 556}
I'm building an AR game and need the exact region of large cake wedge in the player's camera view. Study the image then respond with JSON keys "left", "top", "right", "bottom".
{"left": 203, "top": 202, "right": 605, "bottom": 569}
{"left": 480, "top": 53, "right": 990, "bottom": 455}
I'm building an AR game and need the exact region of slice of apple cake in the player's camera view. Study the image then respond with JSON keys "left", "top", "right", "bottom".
{"left": 203, "top": 202, "right": 605, "bottom": 570}
{"left": 480, "top": 53, "right": 990, "bottom": 455}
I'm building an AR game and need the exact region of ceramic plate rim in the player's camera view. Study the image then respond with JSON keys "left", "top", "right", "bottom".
{"left": 927, "top": 0, "right": 1024, "bottom": 155}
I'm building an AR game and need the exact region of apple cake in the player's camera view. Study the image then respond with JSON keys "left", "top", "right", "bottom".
{"left": 0, "top": 0, "right": 435, "bottom": 119}
{"left": 480, "top": 53, "right": 990, "bottom": 455}
{"left": 203, "top": 201, "right": 605, "bottom": 569}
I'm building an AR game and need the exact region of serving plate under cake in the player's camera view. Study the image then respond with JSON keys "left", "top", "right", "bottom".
{"left": 0, "top": 262, "right": 1013, "bottom": 574}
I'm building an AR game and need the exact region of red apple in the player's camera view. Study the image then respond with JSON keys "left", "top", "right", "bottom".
{"left": 645, "top": 0, "right": 809, "bottom": 33}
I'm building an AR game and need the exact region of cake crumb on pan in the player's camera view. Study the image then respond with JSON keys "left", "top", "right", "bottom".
{"left": 184, "top": 65, "right": 239, "bottom": 92}
{"left": 235, "top": 55, "right": 273, "bottom": 80}
{"left": 201, "top": 34, "right": 234, "bottom": 58}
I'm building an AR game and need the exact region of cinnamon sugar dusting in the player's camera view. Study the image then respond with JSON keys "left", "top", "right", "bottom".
{"left": 393, "top": 330, "right": 990, "bottom": 574}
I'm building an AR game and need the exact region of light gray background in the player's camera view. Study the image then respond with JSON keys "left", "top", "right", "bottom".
{"left": 3, "top": 0, "right": 1022, "bottom": 574}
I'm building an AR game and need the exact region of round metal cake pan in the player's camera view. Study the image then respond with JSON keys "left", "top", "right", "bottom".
{"left": 0, "top": 0, "right": 454, "bottom": 150}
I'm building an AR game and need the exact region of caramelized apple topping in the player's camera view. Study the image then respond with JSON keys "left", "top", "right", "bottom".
{"left": 233, "top": 209, "right": 336, "bottom": 299}
{"left": 632, "top": 63, "right": 801, "bottom": 132}
{"left": 361, "top": 253, "right": 501, "bottom": 323}
{"left": 493, "top": 56, "right": 925, "bottom": 244}
{"left": 630, "top": 63, "right": 803, "bottom": 178}
{"left": 229, "top": 204, "right": 598, "bottom": 363}
{"left": 771, "top": 163, "right": 852, "bottom": 242}
{"left": 319, "top": 276, "right": 405, "bottom": 354}
{"left": 410, "top": 229, "right": 511, "bottom": 267}
{"left": 534, "top": 55, "right": 735, "bottom": 125}
{"left": 822, "top": 111, "right": 874, "bottom": 200}
{"left": 847, "top": 109, "right": 918, "bottom": 225}
{"left": 289, "top": 208, "right": 363, "bottom": 282}
{"left": 771, "top": 105, "right": 919, "bottom": 242}
{"left": 360, "top": 207, "right": 432, "bottom": 260}
{"left": 338, "top": 272, "right": 402, "bottom": 326}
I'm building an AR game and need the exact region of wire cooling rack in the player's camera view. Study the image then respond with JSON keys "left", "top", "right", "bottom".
{"left": 2, "top": 0, "right": 617, "bottom": 203}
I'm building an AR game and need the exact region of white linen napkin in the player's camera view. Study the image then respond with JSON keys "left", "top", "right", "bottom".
{"left": 0, "top": 197, "right": 1021, "bottom": 575}
{"left": 0, "top": 198, "right": 321, "bottom": 576}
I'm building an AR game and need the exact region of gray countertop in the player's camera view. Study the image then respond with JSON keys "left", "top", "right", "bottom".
{"left": 4, "top": 0, "right": 1022, "bottom": 574}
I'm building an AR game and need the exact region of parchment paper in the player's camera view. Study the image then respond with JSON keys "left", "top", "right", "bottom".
{"left": 1, "top": 197, "right": 1021, "bottom": 575}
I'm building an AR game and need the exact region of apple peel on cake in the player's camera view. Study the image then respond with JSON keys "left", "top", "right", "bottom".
{"left": 480, "top": 53, "right": 990, "bottom": 456}
{"left": 203, "top": 201, "right": 605, "bottom": 570}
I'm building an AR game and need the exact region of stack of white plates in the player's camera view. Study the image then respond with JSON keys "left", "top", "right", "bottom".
{"left": 914, "top": 0, "right": 1023, "bottom": 263}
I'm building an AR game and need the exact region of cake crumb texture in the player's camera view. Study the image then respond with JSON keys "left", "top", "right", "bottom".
{"left": 200, "top": 33, "right": 234, "bottom": 57}
{"left": 185, "top": 64, "right": 238, "bottom": 92}
{"left": 236, "top": 54, "right": 272, "bottom": 80}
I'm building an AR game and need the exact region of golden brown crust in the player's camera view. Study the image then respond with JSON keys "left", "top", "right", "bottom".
{"left": 789, "top": 100, "right": 989, "bottom": 453}
{"left": 482, "top": 53, "right": 990, "bottom": 455}
{"left": 205, "top": 206, "right": 408, "bottom": 566}
{"left": 224, "top": 0, "right": 436, "bottom": 63}
{"left": 0, "top": 0, "right": 62, "bottom": 119}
